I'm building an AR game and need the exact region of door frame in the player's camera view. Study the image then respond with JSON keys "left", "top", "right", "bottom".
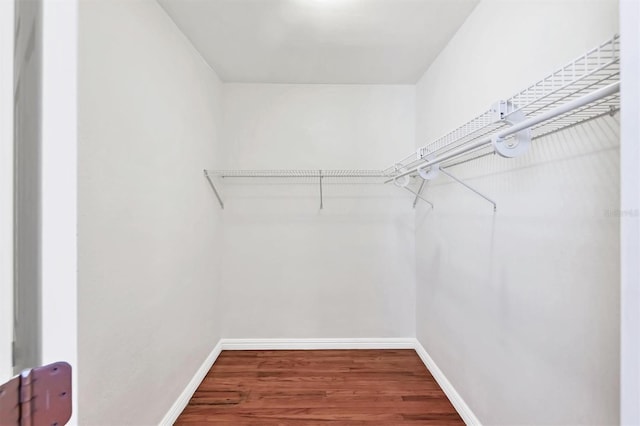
{"left": 0, "top": 0, "right": 15, "bottom": 382}
{"left": 1, "top": 7, "right": 80, "bottom": 421}
{"left": 40, "top": 0, "right": 79, "bottom": 422}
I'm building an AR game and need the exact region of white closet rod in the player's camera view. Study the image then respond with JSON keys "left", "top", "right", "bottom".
{"left": 385, "top": 81, "right": 620, "bottom": 184}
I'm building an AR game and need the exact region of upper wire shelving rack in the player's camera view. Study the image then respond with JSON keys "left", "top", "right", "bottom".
{"left": 205, "top": 35, "right": 620, "bottom": 211}
{"left": 384, "top": 34, "right": 620, "bottom": 210}
{"left": 387, "top": 35, "right": 620, "bottom": 177}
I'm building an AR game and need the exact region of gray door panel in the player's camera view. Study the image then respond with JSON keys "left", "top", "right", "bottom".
{"left": 13, "top": 0, "right": 42, "bottom": 374}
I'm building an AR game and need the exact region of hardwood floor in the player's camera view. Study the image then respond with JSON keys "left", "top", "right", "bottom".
{"left": 175, "top": 349, "right": 464, "bottom": 425}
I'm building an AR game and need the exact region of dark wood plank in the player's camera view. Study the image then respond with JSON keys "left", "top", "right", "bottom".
{"left": 175, "top": 349, "right": 464, "bottom": 425}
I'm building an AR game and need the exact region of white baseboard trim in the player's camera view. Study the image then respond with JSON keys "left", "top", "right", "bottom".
{"left": 159, "top": 340, "right": 223, "bottom": 426}
{"left": 413, "top": 340, "right": 481, "bottom": 426}
{"left": 219, "top": 337, "right": 417, "bottom": 350}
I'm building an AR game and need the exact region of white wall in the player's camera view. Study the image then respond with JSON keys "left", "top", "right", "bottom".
{"left": 620, "top": 0, "right": 640, "bottom": 423}
{"left": 414, "top": 0, "right": 620, "bottom": 424}
{"left": 78, "top": 0, "right": 224, "bottom": 424}
{"left": 220, "top": 84, "right": 416, "bottom": 338}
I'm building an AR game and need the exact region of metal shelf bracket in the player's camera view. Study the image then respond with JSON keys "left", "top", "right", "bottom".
{"left": 410, "top": 180, "right": 433, "bottom": 209}
{"left": 319, "top": 169, "right": 323, "bottom": 210}
{"left": 491, "top": 100, "right": 532, "bottom": 158}
{"left": 204, "top": 169, "right": 224, "bottom": 209}
{"left": 440, "top": 168, "right": 496, "bottom": 212}
{"left": 414, "top": 180, "right": 426, "bottom": 208}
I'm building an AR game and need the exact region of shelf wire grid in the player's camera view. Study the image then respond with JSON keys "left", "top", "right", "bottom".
{"left": 206, "top": 169, "right": 394, "bottom": 185}
{"left": 387, "top": 34, "right": 620, "bottom": 175}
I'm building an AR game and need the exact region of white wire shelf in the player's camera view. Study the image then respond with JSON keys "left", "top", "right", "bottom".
{"left": 206, "top": 169, "right": 393, "bottom": 184}
{"left": 387, "top": 34, "right": 620, "bottom": 175}
{"left": 203, "top": 169, "right": 395, "bottom": 209}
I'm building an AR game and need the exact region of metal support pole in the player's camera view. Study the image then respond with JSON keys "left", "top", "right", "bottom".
{"left": 413, "top": 180, "right": 426, "bottom": 209}
{"left": 204, "top": 170, "right": 224, "bottom": 209}
{"left": 440, "top": 168, "right": 496, "bottom": 212}
{"left": 319, "top": 169, "right": 323, "bottom": 210}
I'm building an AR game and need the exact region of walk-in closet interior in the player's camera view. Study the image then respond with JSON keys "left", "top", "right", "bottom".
{"left": 6, "top": 0, "right": 636, "bottom": 424}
